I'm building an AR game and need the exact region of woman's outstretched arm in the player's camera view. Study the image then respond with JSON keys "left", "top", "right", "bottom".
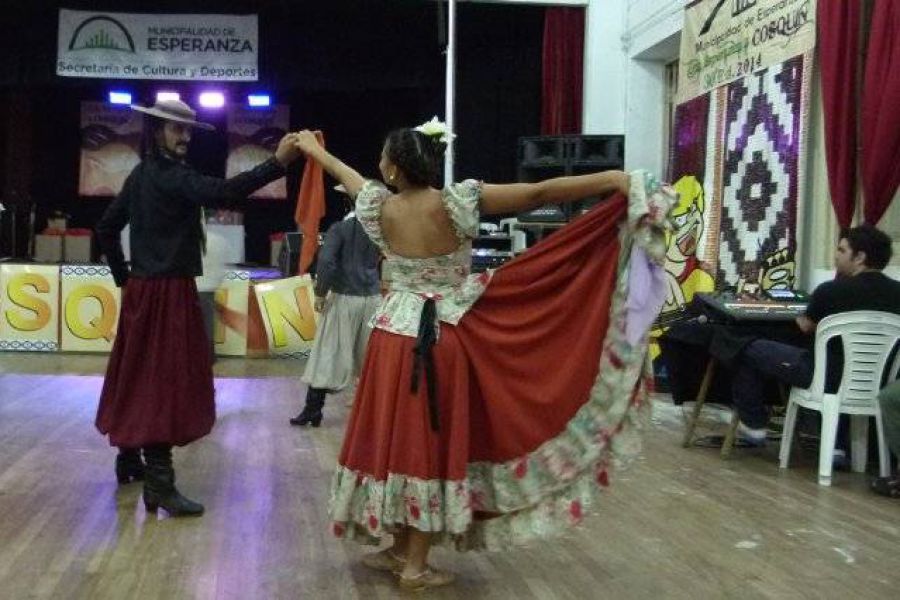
{"left": 294, "top": 130, "right": 366, "bottom": 198}
{"left": 480, "top": 170, "right": 630, "bottom": 216}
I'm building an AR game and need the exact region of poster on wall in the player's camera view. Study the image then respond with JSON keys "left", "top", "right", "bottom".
{"left": 226, "top": 105, "right": 289, "bottom": 199}
{"left": 0, "top": 264, "right": 60, "bottom": 352}
{"left": 57, "top": 9, "right": 258, "bottom": 81}
{"left": 659, "top": 91, "right": 722, "bottom": 327}
{"left": 677, "top": 0, "right": 817, "bottom": 103}
{"left": 253, "top": 275, "right": 318, "bottom": 357}
{"left": 60, "top": 265, "right": 120, "bottom": 353}
{"left": 79, "top": 101, "right": 143, "bottom": 197}
{"left": 650, "top": 90, "right": 724, "bottom": 366}
{"left": 214, "top": 270, "right": 250, "bottom": 357}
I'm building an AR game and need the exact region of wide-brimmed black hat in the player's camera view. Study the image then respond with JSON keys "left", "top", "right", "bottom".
{"left": 131, "top": 98, "right": 215, "bottom": 131}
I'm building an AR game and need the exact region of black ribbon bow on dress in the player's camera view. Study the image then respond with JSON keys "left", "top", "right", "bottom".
{"left": 411, "top": 298, "right": 439, "bottom": 432}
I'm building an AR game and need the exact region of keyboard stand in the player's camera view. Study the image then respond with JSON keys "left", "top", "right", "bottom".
{"left": 681, "top": 358, "right": 745, "bottom": 458}
{"left": 512, "top": 221, "right": 566, "bottom": 243}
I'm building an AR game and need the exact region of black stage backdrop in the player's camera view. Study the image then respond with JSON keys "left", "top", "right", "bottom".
{"left": 0, "top": 0, "right": 544, "bottom": 263}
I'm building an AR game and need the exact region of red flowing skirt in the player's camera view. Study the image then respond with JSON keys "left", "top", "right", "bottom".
{"left": 95, "top": 277, "right": 215, "bottom": 448}
{"left": 337, "top": 195, "right": 634, "bottom": 529}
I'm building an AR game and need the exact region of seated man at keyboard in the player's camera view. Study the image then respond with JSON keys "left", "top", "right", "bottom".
{"left": 733, "top": 225, "right": 900, "bottom": 443}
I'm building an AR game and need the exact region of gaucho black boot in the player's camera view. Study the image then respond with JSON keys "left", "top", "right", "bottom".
{"left": 142, "top": 445, "right": 204, "bottom": 517}
{"left": 289, "top": 387, "right": 327, "bottom": 427}
{"left": 115, "top": 447, "right": 145, "bottom": 484}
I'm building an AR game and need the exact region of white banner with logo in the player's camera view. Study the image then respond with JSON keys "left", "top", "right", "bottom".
{"left": 57, "top": 9, "right": 258, "bottom": 81}
{"left": 677, "top": 0, "right": 816, "bottom": 103}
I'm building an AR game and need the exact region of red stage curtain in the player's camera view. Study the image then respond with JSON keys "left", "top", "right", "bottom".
{"left": 817, "top": 0, "right": 861, "bottom": 228}
{"left": 541, "top": 7, "right": 584, "bottom": 135}
{"left": 861, "top": 0, "right": 900, "bottom": 225}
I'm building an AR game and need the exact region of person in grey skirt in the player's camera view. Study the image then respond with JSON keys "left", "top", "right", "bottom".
{"left": 290, "top": 187, "right": 382, "bottom": 427}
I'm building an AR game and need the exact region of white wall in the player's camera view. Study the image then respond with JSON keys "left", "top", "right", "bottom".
{"left": 582, "top": 0, "right": 628, "bottom": 135}
{"left": 620, "top": 0, "right": 685, "bottom": 174}
{"left": 581, "top": 0, "right": 682, "bottom": 173}
{"left": 623, "top": 0, "right": 684, "bottom": 58}
{"left": 623, "top": 59, "right": 666, "bottom": 174}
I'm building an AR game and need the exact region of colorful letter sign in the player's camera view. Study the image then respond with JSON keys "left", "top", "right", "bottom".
{"left": 60, "top": 265, "right": 121, "bottom": 353}
{"left": 0, "top": 264, "right": 61, "bottom": 352}
{"left": 253, "top": 275, "right": 318, "bottom": 357}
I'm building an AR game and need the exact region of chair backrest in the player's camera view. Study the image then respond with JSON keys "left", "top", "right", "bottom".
{"left": 809, "top": 311, "right": 900, "bottom": 409}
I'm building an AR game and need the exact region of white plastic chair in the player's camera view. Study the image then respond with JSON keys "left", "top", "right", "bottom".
{"left": 778, "top": 311, "right": 900, "bottom": 486}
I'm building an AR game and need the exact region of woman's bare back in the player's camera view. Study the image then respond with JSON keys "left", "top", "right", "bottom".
{"left": 380, "top": 188, "right": 463, "bottom": 258}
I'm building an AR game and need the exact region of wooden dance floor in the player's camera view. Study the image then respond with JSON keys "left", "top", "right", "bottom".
{"left": 1, "top": 354, "right": 898, "bottom": 599}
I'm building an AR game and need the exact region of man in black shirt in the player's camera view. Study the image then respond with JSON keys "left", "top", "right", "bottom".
{"left": 733, "top": 225, "right": 900, "bottom": 442}
{"left": 95, "top": 99, "right": 302, "bottom": 516}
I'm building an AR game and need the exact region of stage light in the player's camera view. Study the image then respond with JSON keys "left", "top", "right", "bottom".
{"left": 247, "top": 94, "right": 271, "bottom": 107}
{"left": 108, "top": 91, "right": 132, "bottom": 105}
{"left": 198, "top": 92, "right": 225, "bottom": 108}
{"left": 156, "top": 91, "right": 180, "bottom": 103}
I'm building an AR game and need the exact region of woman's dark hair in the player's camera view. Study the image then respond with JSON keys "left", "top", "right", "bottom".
{"left": 384, "top": 128, "right": 446, "bottom": 187}
{"left": 840, "top": 225, "right": 893, "bottom": 269}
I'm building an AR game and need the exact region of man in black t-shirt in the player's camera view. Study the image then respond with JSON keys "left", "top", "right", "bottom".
{"left": 733, "top": 225, "right": 900, "bottom": 443}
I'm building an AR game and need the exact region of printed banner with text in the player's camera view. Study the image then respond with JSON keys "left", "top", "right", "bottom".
{"left": 0, "top": 264, "right": 324, "bottom": 358}
{"left": 677, "top": 0, "right": 816, "bottom": 103}
{"left": 79, "top": 101, "right": 143, "bottom": 197}
{"left": 57, "top": 9, "right": 258, "bottom": 81}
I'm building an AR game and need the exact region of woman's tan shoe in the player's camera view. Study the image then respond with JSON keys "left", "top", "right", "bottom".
{"left": 361, "top": 549, "right": 405, "bottom": 573}
{"left": 397, "top": 567, "right": 455, "bottom": 591}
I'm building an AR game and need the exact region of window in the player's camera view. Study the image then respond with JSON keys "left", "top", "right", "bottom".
{"left": 663, "top": 59, "right": 679, "bottom": 180}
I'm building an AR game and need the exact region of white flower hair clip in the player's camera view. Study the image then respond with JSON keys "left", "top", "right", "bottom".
{"left": 414, "top": 116, "right": 456, "bottom": 144}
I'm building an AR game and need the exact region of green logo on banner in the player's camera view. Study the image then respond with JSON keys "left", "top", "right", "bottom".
{"left": 68, "top": 16, "right": 136, "bottom": 53}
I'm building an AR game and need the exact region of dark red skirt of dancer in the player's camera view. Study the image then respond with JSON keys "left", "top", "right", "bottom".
{"left": 96, "top": 277, "right": 215, "bottom": 448}
{"left": 331, "top": 194, "right": 658, "bottom": 550}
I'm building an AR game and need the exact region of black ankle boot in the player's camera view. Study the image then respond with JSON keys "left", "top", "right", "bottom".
{"left": 289, "top": 387, "right": 326, "bottom": 427}
{"left": 142, "top": 445, "right": 204, "bottom": 517}
{"left": 115, "top": 448, "right": 145, "bottom": 484}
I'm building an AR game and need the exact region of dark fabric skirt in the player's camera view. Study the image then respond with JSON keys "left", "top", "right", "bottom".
{"left": 95, "top": 277, "right": 215, "bottom": 448}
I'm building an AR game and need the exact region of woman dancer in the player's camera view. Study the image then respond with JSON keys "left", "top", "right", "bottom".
{"left": 294, "top": 122, "right": 672, "bottom": 590}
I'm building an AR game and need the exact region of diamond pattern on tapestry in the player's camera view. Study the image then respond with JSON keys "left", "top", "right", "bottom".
{"left": 717, "top": 54, "right": 806, "bottom": 286}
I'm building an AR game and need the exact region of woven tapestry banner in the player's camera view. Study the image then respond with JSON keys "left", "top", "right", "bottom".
{"left": 57, "top": 9, "right": 258, "bottom": 81}
{"left": 715, "top": 53, "right": 810, "bottom": 290}
{"left": 678, "top": 0, "right": 816, "bottom": 103}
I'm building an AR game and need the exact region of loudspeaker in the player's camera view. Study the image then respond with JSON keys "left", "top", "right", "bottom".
{"left": 516, "top": 135, "right": 625, "bottom": 221}
{"left": 278, "top": 231, "right": 302, "bottom": 277}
